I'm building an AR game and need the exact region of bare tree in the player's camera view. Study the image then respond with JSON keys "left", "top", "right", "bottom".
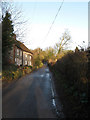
{"left": 55, "top": 29, "right": 71, "bottom": 54}
{"left": 0, "top": 0, "right": 28, "bottom": 42}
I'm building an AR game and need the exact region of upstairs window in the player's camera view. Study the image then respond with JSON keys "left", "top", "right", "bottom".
{"left": 17, "top": 49, "right": 19, "bottom": 56}
{"left": 30, "top": 56, "right": 31, "bottom": 60}
{"left": 20, "top": 59, "right": 22, "bottom": 64}
{"left": 15, "top": 58, "right": 17, "bottom": 62}
{"left": 20, "top": 50, "right": 22, "bottom": 56}
{"left": 25, "top": 54, "right": 27, "bottom": 58}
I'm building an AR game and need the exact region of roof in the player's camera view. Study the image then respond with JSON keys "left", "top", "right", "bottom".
{"left": 15, "top": 40, "right": 33, "bottom": 55}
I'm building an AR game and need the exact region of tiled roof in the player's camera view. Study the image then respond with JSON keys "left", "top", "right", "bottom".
{"left": 15, "top": 40, "right": 33, "bottom": 54}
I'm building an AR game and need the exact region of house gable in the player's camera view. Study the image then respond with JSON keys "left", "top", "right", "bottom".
{"left": 9, "top": 40, "right": 33, "bottom": 66}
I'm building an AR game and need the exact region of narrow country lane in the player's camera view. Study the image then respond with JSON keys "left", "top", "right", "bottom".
{"left": 2, "top": 66, "right": 57, "bottom": 118}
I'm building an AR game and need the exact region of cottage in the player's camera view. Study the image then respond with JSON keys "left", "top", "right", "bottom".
{"left": 9, "top": 40, "right": 33, "bottom": 66}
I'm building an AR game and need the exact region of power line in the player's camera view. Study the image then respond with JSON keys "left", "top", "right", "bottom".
{"left": 40, "top": 0, "right": 64, "bottom": 46}
{"left": 45, "top": 0, "right": 64, "bottom": 39}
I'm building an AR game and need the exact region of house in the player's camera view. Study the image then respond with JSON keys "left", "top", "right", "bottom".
{"left": 9, "top": 40, "right": 33, "bottom": 66}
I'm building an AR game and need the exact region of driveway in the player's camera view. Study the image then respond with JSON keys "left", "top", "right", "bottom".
{"left": 2, "top": 66, "right": 57, "bottom": 118}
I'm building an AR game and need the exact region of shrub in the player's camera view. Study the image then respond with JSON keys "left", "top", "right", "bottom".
{"left": 49, "top": 51, "right": 88, "bottom": 118}
{"left": 2, "top": 65, "right": 33, "bottom": 84}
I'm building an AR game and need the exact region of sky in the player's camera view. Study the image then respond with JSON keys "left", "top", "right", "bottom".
{"left": 14, "top": 1, "right": 88, "bottom": 50}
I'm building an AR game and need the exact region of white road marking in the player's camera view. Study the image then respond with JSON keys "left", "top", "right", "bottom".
{"left": 40, "top": 74, "right": 44, "bottom": 77}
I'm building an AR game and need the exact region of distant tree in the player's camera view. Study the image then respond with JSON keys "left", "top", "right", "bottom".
{"left": 44, "top": 47, "right": 56, "bottom": 62}
{"left": 32, "top": 48, "right": 44, "bottom": 68}
{"left": 2, "top": 11, "right": 14, "bottom": 65}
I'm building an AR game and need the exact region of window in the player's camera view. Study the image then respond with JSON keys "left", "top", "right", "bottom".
{"left": 28, "top": 61, "right": 31, "bottom": 66}
{"left": 25, "top": 54, "right": 27, "bottom": 58}
{"left": 25, "top": 60, "right": 27, "bottom": 65}
{"left": 30, "top": 56, "right": 31, "bottom": 59}
{"left": 17, "top": 58, "right": 19, "bottom": 65}
{"left": 20, "top": 50, "right": 22, "bottom": 56}
{"left": 30, "top": 61, "right": 31, "bottom": 65}
{"left": 20, "top": 59, "right": 22, "bottom": 65}
{"left": 15, "top": 58, "right": 17, "bottom": 62}
{"left": 17, "top": 49, "right": 19, "bottom": 55}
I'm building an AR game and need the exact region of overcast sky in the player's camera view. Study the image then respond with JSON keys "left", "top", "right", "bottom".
{"left": 14, "top": 1, "right": 88, "bottom": 50}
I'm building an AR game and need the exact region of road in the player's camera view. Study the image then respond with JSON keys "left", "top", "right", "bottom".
{"left": 2, "top": 66, "right": 57, "bottom": 118}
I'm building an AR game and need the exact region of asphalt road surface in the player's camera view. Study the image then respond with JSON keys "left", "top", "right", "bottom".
{"left": 2, "top": 66, "right": 57, "bottom": 118}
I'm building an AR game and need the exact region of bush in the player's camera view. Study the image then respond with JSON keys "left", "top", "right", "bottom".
{"left": 54, "top": 51, "right": 88, "bottom": 86}
{"left": 28, "top": 65, "right": 32, "bottom": 69}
